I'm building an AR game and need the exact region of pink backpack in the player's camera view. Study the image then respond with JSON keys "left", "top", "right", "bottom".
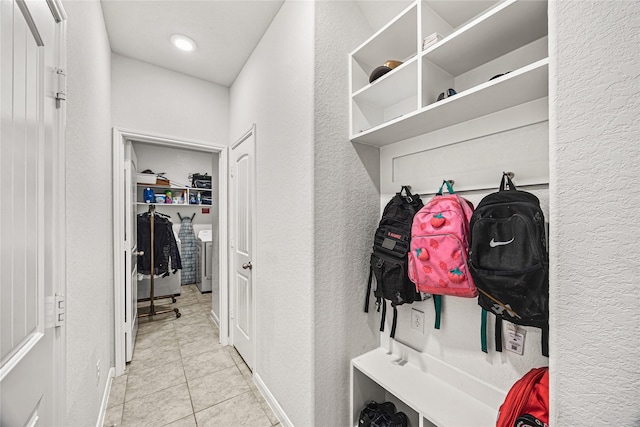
{"left": 408, "top": 181, "right": 477, "bottom": 327}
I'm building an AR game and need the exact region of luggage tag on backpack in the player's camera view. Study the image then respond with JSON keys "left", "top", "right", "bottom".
{"left": 505, "top": 324, "right": 526, "bottom": 355}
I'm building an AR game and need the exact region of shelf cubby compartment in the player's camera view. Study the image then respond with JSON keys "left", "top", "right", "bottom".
{"left": 422, "top": 34, "right": 548, "bottom": 107}
{"left": 420, "top": 0, "right": 502, "bottom": 45}
{"left": 422, "top": 0, "right": 548, "bottom": 77}
{"left": 352, "top": 364, "right": 420, "bottom": 427}
{"left": 351, "top": 347, "right": 505, "bottom": 427}
{"left": 351, "top": 57, "right": 419, "bottom": 136}
{"left": 350, "top": 3, "right": 418, "bottom": 95}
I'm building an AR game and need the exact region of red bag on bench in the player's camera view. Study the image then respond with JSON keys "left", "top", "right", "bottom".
{"left": 497, "top": 367, "right": 549, "bottom": 427}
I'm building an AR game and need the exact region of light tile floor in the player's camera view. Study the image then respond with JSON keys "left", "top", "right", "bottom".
{"left": 104, "top": 285, "right": 280, "bottom": 427}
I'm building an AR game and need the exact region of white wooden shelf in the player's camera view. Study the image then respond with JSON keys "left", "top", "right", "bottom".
{"left": 137, "top": 184, "right": 213, "bottom": 206}
{"left": 352, "top": 58, "right": 548, "bottom": 146}
{"left": 136, "top": 184, "right": 208, "bottom": 191}
{"left": 423, "top": 0, "right": 548, "bottom": 76}
{"left": 351, "top": 347, "right": 505, "bottom": 427}
{"left": 136, "top": 203, "right": 211, "bottom": 207}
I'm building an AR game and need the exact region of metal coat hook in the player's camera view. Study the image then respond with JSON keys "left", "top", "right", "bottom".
{"left": 400, "top": 185, "right": 414, "bottom": 202}
{"left": 502, "top": 172, "right": 515, "bottom": 191}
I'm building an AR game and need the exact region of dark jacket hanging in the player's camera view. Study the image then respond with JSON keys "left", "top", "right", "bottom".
{"left": 137, "top": 211, "right": 182, "bottom": 276}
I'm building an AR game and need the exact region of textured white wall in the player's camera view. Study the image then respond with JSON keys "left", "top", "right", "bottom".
{"left": 313, "top": 2, "right": 381, "bottom": 425}
{"left": 229, "top": 2, "right": 315, "bottom": 425}
{"left": 549, "top": 2, "right": 640, "bottom": 425}
{"left": 111, "top": 53, "right": 229, "bottom": 145}
{"left": 63, "top": 1, "right": 114, "bottom": 425}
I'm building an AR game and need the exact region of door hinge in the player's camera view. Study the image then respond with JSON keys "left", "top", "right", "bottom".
{"left": 55, "top": 68, "right": 66, "bottom": 108}
{"left": 55, "top": 294, "right": 65, "bottom": 327}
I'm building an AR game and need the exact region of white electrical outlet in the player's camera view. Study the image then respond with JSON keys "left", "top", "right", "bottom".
{"left": 411, "top": 309, "right": 425, "bottom": 334}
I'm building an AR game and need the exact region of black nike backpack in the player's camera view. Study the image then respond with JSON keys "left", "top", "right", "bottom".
{"left": 468, "top": 174, "right": 549, "bottom": 356}
{"left": 365, "top": 186, "right": 423, "bottom": 338}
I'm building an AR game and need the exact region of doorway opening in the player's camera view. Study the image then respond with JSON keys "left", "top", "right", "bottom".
{"left": 112, "top": 129, "right": 229, "bottom": 376}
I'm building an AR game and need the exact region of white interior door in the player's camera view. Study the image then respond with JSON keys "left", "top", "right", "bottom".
{"left": 124, "top": 142, "right": 139, "bottom": 361}
{"left": 1, "top": 0, "right": 65, "bottom": 425}
{"left": 230, "top": 128, "right": 255, "bottom": 369}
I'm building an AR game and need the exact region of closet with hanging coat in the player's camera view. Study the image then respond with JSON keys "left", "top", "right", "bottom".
{"left": 137, "top": 205, "right": 182, "bottom": 317}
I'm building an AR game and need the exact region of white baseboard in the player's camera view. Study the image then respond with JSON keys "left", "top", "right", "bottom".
{"left": 210, "top": 309, "right": 220, "bottom": 328}
{"left": 96, "top": 367, "right": 115, "bottom": 427}
{"left": 253, "top": 372, "right": 292, "bottom": 427}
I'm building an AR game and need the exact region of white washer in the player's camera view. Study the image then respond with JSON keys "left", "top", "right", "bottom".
{"left": 197, "top": 229, "right": 213, "bottom": 293}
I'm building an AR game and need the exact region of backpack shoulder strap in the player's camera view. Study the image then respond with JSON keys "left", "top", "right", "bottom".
{"left": 390, "top": 306, "right": 398, "bottom": 338}
{"left": 364, "top": 267, "right": 373, "bottom": 313}
{"left": 480, "top": 310, "right": 503, "bottom": 353}
{"left": 433, "top": 295, "right": 441, "bottom": 329}
{"left": 481, "top": 311, "right": 549, "bottom": 356}
{"left": 481, "top": 309, "right": 488, "bottom": 353}
{"left": 495, "top": 316, "right": 503, "bottom": 352}
{"left": 542, "top": 322, "right": 549, "bottom": 357}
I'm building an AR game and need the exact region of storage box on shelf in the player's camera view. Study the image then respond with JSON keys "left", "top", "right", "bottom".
{"left": 351, "top": 347, "right": 506, "bottom": 427}
{"left": 136, "top": 173, "right": 171, "bottom": 186}
{"left": 349, "top": 0, "right": 549, "bottom": 146}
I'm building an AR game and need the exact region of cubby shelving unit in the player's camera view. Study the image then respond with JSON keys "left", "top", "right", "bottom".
{"left": 349, "top": 0, "right": 548, "bottom": 147}
{"left": 350, "top": 1, "right": 549, "bottom": 424}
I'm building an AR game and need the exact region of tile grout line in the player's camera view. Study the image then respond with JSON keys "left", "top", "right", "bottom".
{"left": 176, "top": 315, "right": 200, "bottom": 427}
{"left": 111, "top": 289, "right": 221, "bottom": 427}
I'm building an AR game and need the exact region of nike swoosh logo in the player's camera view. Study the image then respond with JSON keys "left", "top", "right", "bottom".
{"left": 489, "top": 237, "right": 514, "bottom": 248}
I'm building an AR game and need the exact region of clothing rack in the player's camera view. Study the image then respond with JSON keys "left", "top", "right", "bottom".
{"left": 138, "top": 204, "right": 181, "bottom": 319}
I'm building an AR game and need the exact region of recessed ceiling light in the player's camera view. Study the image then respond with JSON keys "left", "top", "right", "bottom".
{"left": 170, "top": 34, "right": 197, "bottom": 52}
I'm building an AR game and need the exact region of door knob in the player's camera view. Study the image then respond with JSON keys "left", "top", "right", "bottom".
{"left": 134, "top": 250, "right": 144, "bottom": 256}
{"left": 242, "top": 262, "right": 253, "bottom": 270}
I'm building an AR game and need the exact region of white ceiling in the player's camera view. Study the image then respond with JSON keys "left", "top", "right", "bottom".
{"left": 101, "top": 0, "right": 284, "bottom": 87}
{"left": 101, "top": 0, "right": 498, "bottom": 88}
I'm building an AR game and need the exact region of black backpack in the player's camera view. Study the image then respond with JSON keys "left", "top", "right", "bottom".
{"left": 365, "top": 186, "right": 423, "bottom": 338}
{"left": 468, "top": 174, "right": 549, "bottom": 356}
